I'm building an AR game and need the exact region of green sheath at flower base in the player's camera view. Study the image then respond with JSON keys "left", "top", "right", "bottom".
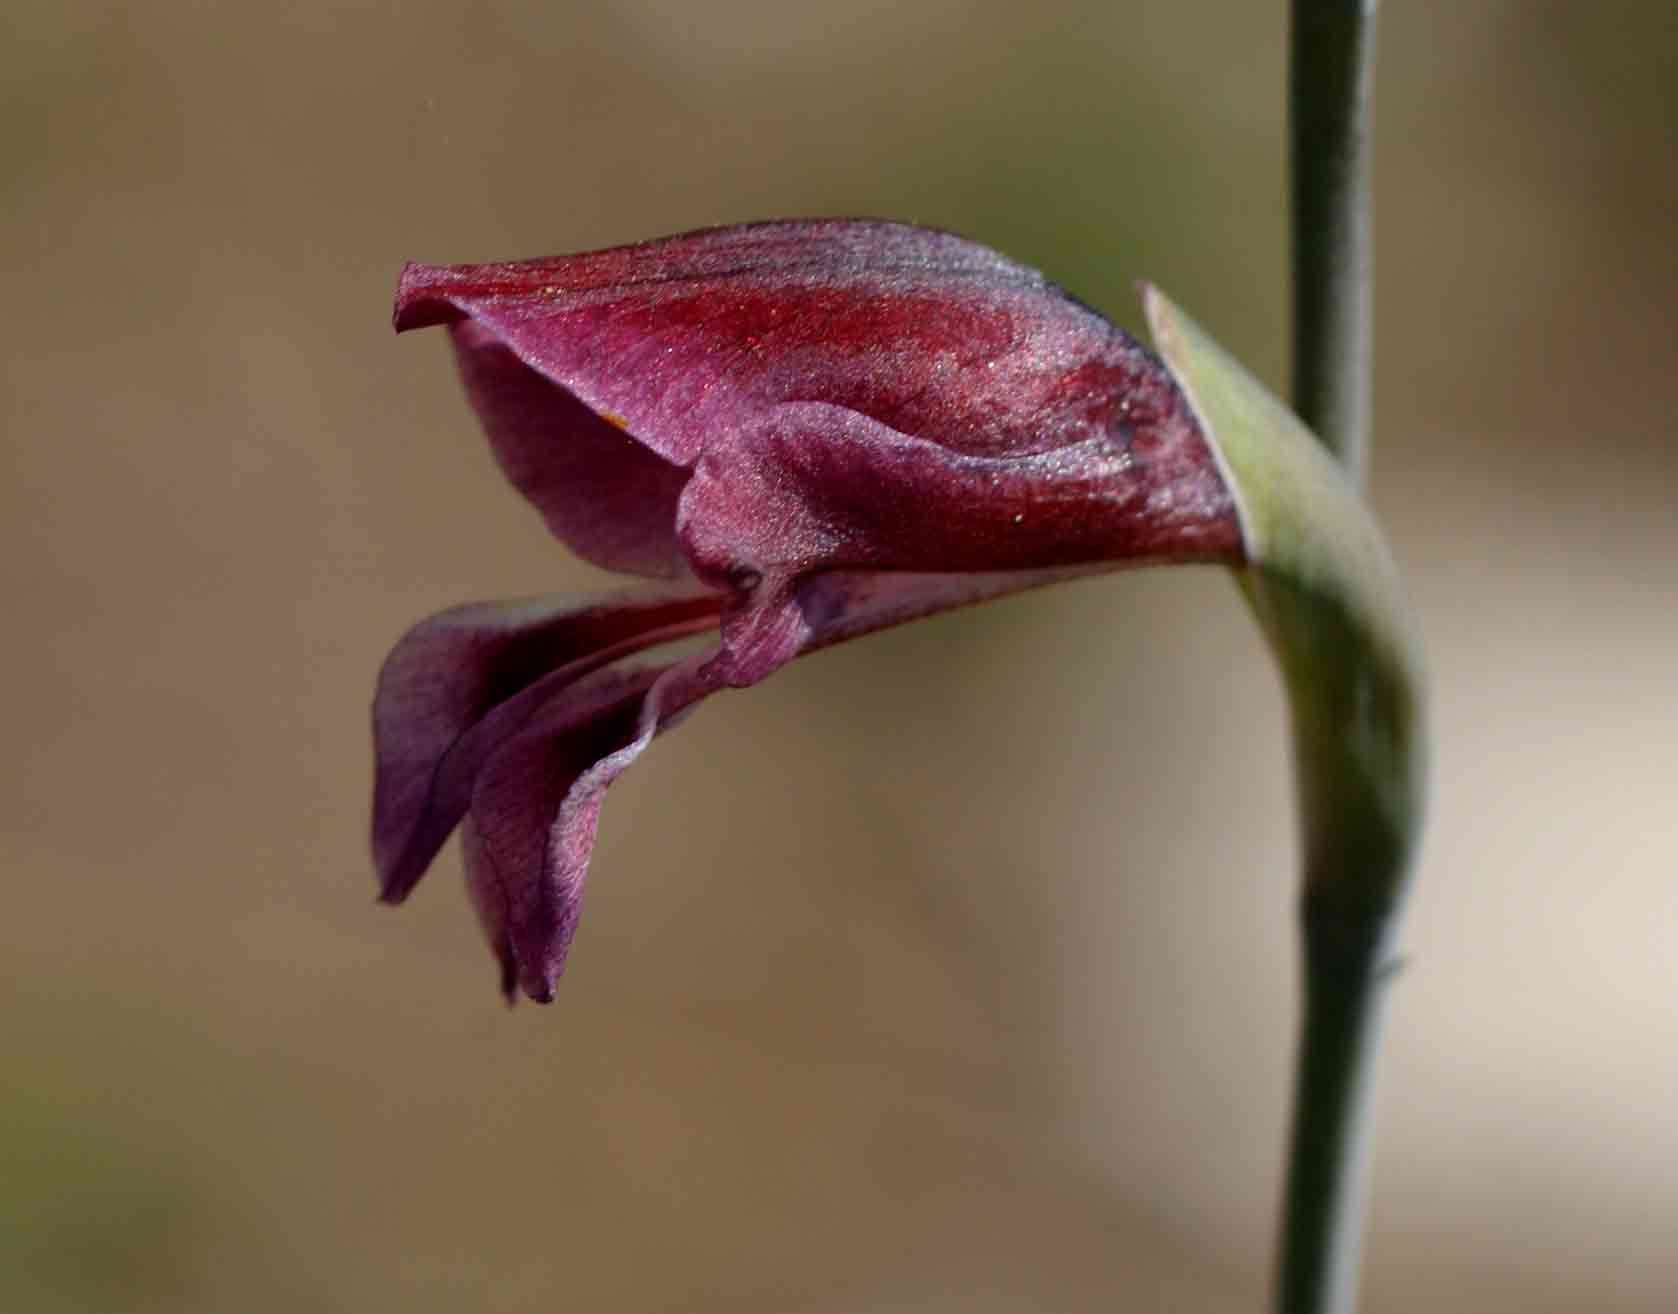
{"left": 1147, "top": 286, "right": 1426, "bottom": 1314}
{"left": 1145, "top": 286, "right": 1425, "bottom": 907}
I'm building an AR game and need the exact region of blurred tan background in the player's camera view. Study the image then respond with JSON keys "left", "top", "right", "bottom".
{"left": 4, "top": 1, "right": 1674, "bottom": 1310}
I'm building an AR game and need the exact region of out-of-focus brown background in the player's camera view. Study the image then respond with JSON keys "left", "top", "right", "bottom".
{"left": 4, "top": 1, "right": 1674, "bottom": 1309}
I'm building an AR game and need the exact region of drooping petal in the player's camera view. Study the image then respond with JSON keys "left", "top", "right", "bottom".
{"left": 371, "top": 587, "right": 720, "bottom": 901}
{"left": 450, "top": 320, "right": 691, "bottom": 578}
{"left": 393, "top": 220, "right": 1201, "bottom": 469}
{"left": 453, "top": 553, "right": 1214, "bottom": 1005}
{"left": 463, "top": 650, "right": 731, "bottom": 1001}
{"left": 459, "top": 816, "right": 518, "bottom": 1001}
{"left": 460, "top": 663, "right": 664, "bottom": 1002}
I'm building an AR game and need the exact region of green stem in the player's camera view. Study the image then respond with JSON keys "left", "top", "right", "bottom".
{"left": 1277, "top": 895, "right": 1401, "bottom": 1314}
{"left": 1253, "top": 565, "right": 1416, "bottom": 1314}
{"left": 1280, "top": 3, "right": 1387, "bottom": 1310}
{"left": 1290, "top": 0, "right": 1378, "bottom": 485}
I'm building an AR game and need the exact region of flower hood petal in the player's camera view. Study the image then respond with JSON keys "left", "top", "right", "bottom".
{"left": 395, "top": 220, "right": 1226, "bottom": 467}
{"left": 449, "top": 319, "right": 691, "bottom": 577}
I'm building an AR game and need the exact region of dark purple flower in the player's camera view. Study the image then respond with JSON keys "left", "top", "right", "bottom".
{"left": 376, "top": 220, "right": 1246, "bottom": 1002}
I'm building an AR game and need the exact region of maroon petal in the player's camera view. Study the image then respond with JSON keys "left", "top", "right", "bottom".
{"left": 464, "top": 652, "right": 729, "bottom": 1002}
{"left": 393, "top": 221, "right": 1198, "bottom": 469}
{"left": 450, "top": 320, "right": 691, "bottom": 578}
{"left": 675, "top": 397, "right": 1239, "bottom": 593}
{"left": 459, "top": 816, "right": 519, "bottom": 1000}
{"left": 371, "top": 588, "right": 720, "bottom": 902}
{"left": 454, "top": 561, "right": 1147, "bottom": 1005}
{"left": 460, "top": 664, "right": 661, "bottom": 1002}
{"left": 791, "top": 566, "right": 1108, "bottom": 652}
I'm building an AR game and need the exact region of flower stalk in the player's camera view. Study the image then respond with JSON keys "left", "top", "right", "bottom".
{"left": 1291, "top": 0, "right": 1378, "bottom": 486}
{"left": 1281, "top": 3, "right": 1396, "bottom": 1311}
{"left": 1277, "top": 896, "right": 1400, "bottom": 1314}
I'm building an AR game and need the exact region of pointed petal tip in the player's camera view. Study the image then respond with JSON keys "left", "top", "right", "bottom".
{"left": 521, "top": 972, "right": 557, "bottom": 1005}
{"left": 373, "top": 833, "right": 428, "bottom": 905}
{"left": 393, "top": 262, "right": 468, "bottom": 333}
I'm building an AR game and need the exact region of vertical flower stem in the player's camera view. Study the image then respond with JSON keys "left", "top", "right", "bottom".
{"left": 1290, "top": 0, "right": 1377, "bottom": 485}
{"left": 1257, "top": 565, "right": 1414, "bottom": 1314}
{"left": 1277, "top": 895, "right": 1401, "bottom": 1313}
{"left": 1282, "top": 4, "right": 1388, "bottom": 1312}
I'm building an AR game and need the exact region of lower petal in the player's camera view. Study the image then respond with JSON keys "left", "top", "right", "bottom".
{"left": 464, "top": 644, "right": 744, "bottom": 1003}
{"left": 462, "top": 665, "right": 663, "bottom": 1001}
{"left": 372, "top": 587, "right": 721, "bottom": 902}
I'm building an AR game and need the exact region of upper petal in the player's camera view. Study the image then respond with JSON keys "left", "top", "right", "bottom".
{"left": 394, "top": 220, "right": 1183, "bottom": 468}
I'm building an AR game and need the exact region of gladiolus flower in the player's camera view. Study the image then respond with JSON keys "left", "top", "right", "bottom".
{"left": 374, "top": 220, "right": 1259, "bottom": 1002}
